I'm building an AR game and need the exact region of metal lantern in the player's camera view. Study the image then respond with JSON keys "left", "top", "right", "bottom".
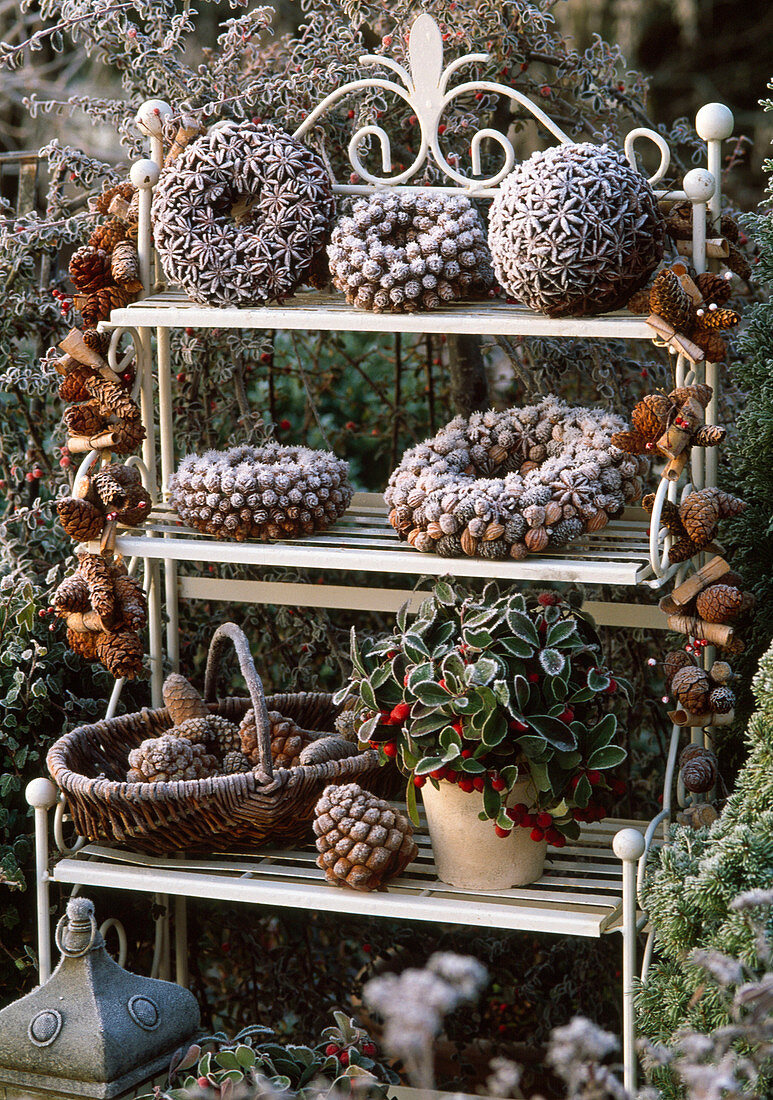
{"left": 0, "top": 896, "right": 199, "bottom": 1099}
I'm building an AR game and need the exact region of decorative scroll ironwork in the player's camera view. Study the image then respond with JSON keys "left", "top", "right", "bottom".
{"left": 294, "top": 13, "right": 671, "bottom": 194}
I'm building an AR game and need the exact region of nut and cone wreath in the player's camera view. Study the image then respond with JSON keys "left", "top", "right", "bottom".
{"left": 328, "top": 191, "right": 494, "bottom": 312}
{"left": 488, "top": 143, "right": 664, "bottom": 316}
{"left": 169, "top": 443, "right": 352, "bottom": 541}
{"left": 386, "top": 397, "right": 648, "bottom": 560}
{"left": 313, "top": 782, "right": 418, "bottom": 891}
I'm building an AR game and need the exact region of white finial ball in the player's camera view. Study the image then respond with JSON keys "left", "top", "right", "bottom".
{"left": 696, "top": 102, "right": 734, "bottom": 142}
{"left": 26, "top": 777, "right": 59, "bottom": 810}
{"left": 612, "top": 827, "right": 646, "bottom": 862}
{"left": 130, "top": 159, "right": 161, "bottom": 189}
{"left": 683, "top": 168, "right": 715, "bottom": 205}
{"left": 135, "top": 99, "right": 173, "bottom": 138}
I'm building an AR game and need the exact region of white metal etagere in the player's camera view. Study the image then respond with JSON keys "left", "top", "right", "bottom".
{"left": 27, "top": 18, "right": 737, "bottom": 1093}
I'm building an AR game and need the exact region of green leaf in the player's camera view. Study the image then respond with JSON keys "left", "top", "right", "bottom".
{"left": 433, "top": 579, "right": 456, "bottom": 606}
{"left": 235, "top": 1045, "right": 256, "bottom": 1070}
{"left": 409, "top": 713, "right": 451, "bottom": 737}
{"left": 527, "top": 715, "right": 577, "bottom": 752}
{"left": 499, "top": 635, "right": 534, "bottom": 659}
{"left": 483, "top": 782, "right": 501, "bottom": 819}
{"left": 463, "top": 627, "right": 493, "bottom": 650}
{"left": 459, "top": 757, "right": 486, "bottom": 775}
{"left": 403, "top": 633, "right": 430, "bottom": 663}
{"left": 505, "top": 608, "right": 540, "bottom": 646}
{"left": 587, "top": 667, "right": 611, "bottom": 692}
{"left": 546, "top": 619, "right": 577, "bottom": 646}
{"left": 407, "top": 662, "right": 434, "bottom": 692}
{"left": 415, "top": 755, "right": 444, "bottom": 776}
{"left": 406, "top": 774, "right": 419, "bottom": 825}
{"left": 370, "top": 663, "right": 393, "bottom": 689}
{"left": 439, "top": 726, "right": 462, "bottom": 751}
{"left": 481, "top": 709, "right": 508, "bottom": 747}
{"left": 539, "top": 648, "right": 566, "bottom": 677}
{"left": 512, "top": 673, "right": 530, "bottom": 709}
{"left": 359, "top": 679, "right": 378, "bottom": 712}
{"left": 529, "top": 761, "right": 551, "bottom": 793}
{"left": 516, "top": 734, "right": 549, "bottom": 757}
{"left": 586, "top": 713, "right": 617, "bottom": 752}
{"left": 492, "top": 679, "right": 510, "bottom": 708}
{"left": 465, "top": 656, "right": 500, "bottom": 685}
{"left": 357, "top": 713, "right": 380, "bottom": 742}
{"left": 215, "top": 1052, "right": 241, "bottom": 1072}
{"left": 573, "top": 774, "right": 591, "bottom": 808}
{"left": 414, "top": 681, "right": 450, "bottom": 706}
{"left": 587, "top": 745, "right": 627, "bottom": 769}
{"left": 396, "top": 600, "right": 409, "bottom": 632}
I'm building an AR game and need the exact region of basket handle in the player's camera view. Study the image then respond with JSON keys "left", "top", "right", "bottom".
{"left": 204, "top": 623, "right": 273, "bottom": 781}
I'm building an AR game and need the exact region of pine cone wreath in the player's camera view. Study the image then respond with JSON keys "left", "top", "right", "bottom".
{"left": 126, "top": 733, "right": 218, "bottom": 784}
{"left": 313, "top": 783, "right": 418, "bottom": 891}
{"left": 329, "top": 191, "right": 493, "bottom": 312}
{"left": 679, "top": 745, "right": 718, "bottom": 794}
{"left": 57, "top": 337, "right": 145, "bottom": 457}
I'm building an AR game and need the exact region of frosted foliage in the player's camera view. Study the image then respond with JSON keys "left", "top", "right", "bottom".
{"left": 489, "top": 143, "right": 665, "bottom": 317}
{"left": 152, "top": 121, "right": 335, "bottom": 307}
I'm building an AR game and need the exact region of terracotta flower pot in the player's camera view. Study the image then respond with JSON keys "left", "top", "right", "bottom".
{"left": 421, "top": 777, "right": 547, "bottom": 890}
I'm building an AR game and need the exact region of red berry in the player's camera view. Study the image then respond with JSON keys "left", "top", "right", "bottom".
{"left": 382, "top": 34, "right": 392, "bottom": 46}
{"left": 494, "top": 825, "right": 512, "bottom": 838}
{"left": 537, "top": 592, "right": 558, "bottom": 606}
{"left": 430, "top": 768, "right": 446, "bottom": 780}
{"left": 437, "top": 123, "right": 447, "bottom": 135}
{"left": 176, "top": 372, "right": 186, "bottom": 382}
{"left": 491, "top": 777, "right": 506, "bottom": 791}
{"left": 279, "top": 418, "right": 292, "bottom": 430}
{"left": 508, "top": 718, "right": 528, "bottom": 732}
{"left": 362, "top": 1042, "right": 376, "bottom": 1056}
{"left": 326, "top": 1044, "right": 340, "bottom": 1056}
{"left": 505, "top": 806, "right": 523, "bottom": 824}
{"left": 347, "top": 109, "right": 355, "bottom": 119}
{"left": 197, "top": 1078, "right": 210, "bottom": 1089}
{"left": 604, "top": 679, "right": 618, "bottom": 694}
{"left": 612, "top": 779, "right": 627, "bottom": 796}
{"left": 59, "top": 456, "right": 71, "bottom": 468}
{"left": 413, "top": 775, "right": 426, "bottom": 788}
{"left": 445, "top": 770, "right": 458, "bottom": 784}
{"left": 530, "top": 827, "right": 545, "bottom": 842}
{"left": 390, "top": 702, "right": 410, "bottom": 722}
{"left": 408, "top": 114, "right": 417, "bottom": 125}
{"left": 559, "top": 708, "right": 574, "bottom": 723}
{"left": 382, "top": 742, "right": 397, "bottom": 758}
{"left": 522, "top": 813, "right": 536, "bottom": 828}
{"left": 570, "top": 775, "right": 581, "bottom": 790}
{"left": 461, "top": 749, "right": 472, "bottom": 758}
{"left": 545, "top": 827, "right": 561, "bottom": 844}
{"left": 552, "top": 833, "right": 566, "bottom": 848}
{"left": 587, "top": 770, "right": 602, "bottom": 785}
{"left": 339, "top": 1051, "right": 349, "bottom": 1066}
{"left": 536, "top": 812, "right": 552, "bottom": 829}
{"left": 452, "top": 720, "right": 463, "bottom": 735}
{"left": 25, "top": 472, "right": 34, "bottom": 482}
{"left": 458, "top": 778, "right": 474, "bottom": 793}
{"left": 473, "top": 777, "right": 485, "bottom": 792}
{"left": 528, "top": 672, "right": 540, "bottom": 683}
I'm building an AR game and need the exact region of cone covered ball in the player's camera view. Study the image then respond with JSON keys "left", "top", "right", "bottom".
{"left": 488, "top": 143, "right": 665, "bottom": 317}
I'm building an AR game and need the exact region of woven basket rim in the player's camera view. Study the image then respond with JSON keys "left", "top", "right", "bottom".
{"left": 46, "top": 692, "right": 377, "bottom": 802}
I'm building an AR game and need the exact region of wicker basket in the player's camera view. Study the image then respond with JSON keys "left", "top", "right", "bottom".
{"left": 47, "top": 623, "right": 397, "bottom": 856}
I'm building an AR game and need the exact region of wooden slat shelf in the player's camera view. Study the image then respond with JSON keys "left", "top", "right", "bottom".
{"left": 104, "top": 288, "right": 656, "bottom": 339}
{"left": 51, "top": 818, "right": 646, "bottom": 939}
{"left": 106, "top": 493, "right": 675, "bottom": 590}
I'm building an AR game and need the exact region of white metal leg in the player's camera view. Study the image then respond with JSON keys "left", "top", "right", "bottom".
{"left": 25, "top": 778, "right": 59, "bottom": 983}
{"left": 157, "top": 325, "right": 180, "bottom": 670}
{"left": 613, "top": 828, "right": 646, "bottom": 1094}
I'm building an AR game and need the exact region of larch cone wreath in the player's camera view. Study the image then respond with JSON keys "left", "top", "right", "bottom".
{"left": 327, "top": 191, "right": 494, "bottom": 312}
{"left": 168, "top": 443, "right": 352, "bottom": 541}
{"left": 151, "top": 120, "right": 336, "bottom": 307}
{"left": 488, "top": 143, "right": 665, "bottom": 317}
{"left": 385, "top": 398, "right": 648, "bottom": 560}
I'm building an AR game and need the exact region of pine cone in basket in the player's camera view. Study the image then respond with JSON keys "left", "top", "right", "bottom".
{"left": 126, "top": 733, "right": 218, "bottom": 783}
{"left": 238, "top": 709, "right": 313, "bottom": 768}
{"left": 173, "top": 715, "right": 241, "bottom": 755}
{"left": 313, "top": 783, "right": 417, "bottom": 891}
{"left": 163, "top": 672, "right": 209, "bottom": 725}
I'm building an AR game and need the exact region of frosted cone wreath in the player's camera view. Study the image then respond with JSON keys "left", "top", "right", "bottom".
{"left": 152, "top": 121, "right": 336, "bottom": 306}
{"left": 168, "top": 444, "right": 353, "bottom": 541}
{"left": 385, "top": 399, "right": 648, "bottom": 560}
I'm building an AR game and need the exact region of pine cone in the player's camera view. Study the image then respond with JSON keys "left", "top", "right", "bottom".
{"left": 631, "top": 394, "right": 669, "bottom": 439}
{"left": 69, "top": 246, "right": 111, "bottom": 292}
{"left": 695, "top": 272, "right": 733, "bottom": 305}
{"left": 664, "top": 202, "right": 693, "bottom": 241}
{"left": 726, "top": 242, "right": 752, "bottom": 281}
{"left": 709, "top": 660, "right": 734, "bottom": 685}
{"left": 650, "top": 268, "right": 694, "bottom": 332}
{"left": 239, "top": 711, "right": 314, "bottom": 768}
{"left": 679, "top": 492, "right": 720, "bottom": 548}
{"left": 692, "top": 425, "right": 726, "bottom": 448}
{"left": 67, "top": 627, "right": 98, "bottom": 660}
{"left": 692, "top": 331, "right": 728, "bottom": 363}
{"left": 669, "top": 536, "right": 700, "bottom": 564}
{"left": 709, "top": 685, "right": 736, "bottom": 714}
{"left": 610, "top": 430, "right": 650, "bottom": 455}
{"left": 696, "top": 583, "right": 744, "bottom": 624}
{"left": 127, "top": 733, "right": 218, "bottom": 783}
{"left": 80, "top": 285, "right": 131, "bottom": 327}
{"left": 671, "top": 665, "right": 712, "bottom": 715}
{"left": 92, "top": 464, "right": 151, "bottom": 525}
{"left": 162, "top": 672, "right": 208, "bottom": 725}
{"left": 173, "top": 715, "right": 240, "bottom": 754}
{"left": 59, "top": 365, "right": 97, "bottom": 403}
{"left": 57, "top": 497, "right": 104, "bottom": 541}
{"left": 88, "top": 217, "right": 128, "bottom": 252}
{"left": 670, "top": 384, "right": 713, "bottom": 410}
{"left": 110, "top": 240, "right": 143, "bottom": 292}
{"left": 53, "top": 572, "right": 90, "bottom": 613}
{"left": 93, "top": 182, "right": 135, "bottom": 217}
{"left": 298, "top": 736, "right": 361, "bottom": 766}
{"left": 64, "top": 401, "right": 105, "bottom": 436}
{"left": 664, "top": 649, "right": 694, "bottom": 689}
{"left": 111, "top": 566, "right": 147, "bottom": 631}
{"left": 679, "top": 746, "right": 718, "bottom": 793}
{"left": 96, "top": 630, "right": 144, "bottom": 679}
{"left": 223, "top": 750, "right": 251, "bottom": 774}
{"left": 78, "top": 553, "right": 116, "bottom": 627}
{"left": 83, "top": 328, "right": 111, "bottom": 355}
{"left": 693, "top": 305, "right": 739, "bottom": 333}
{"left": 677, "top": 803, "right": 719, "bottom": 829}
{"left": 313, "top": 782, "right": 418, "bottom": 891}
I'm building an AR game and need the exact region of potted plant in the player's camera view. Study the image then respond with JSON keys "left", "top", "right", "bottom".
{"left": 337, "top": 580, "right": 630, "bottom": 890}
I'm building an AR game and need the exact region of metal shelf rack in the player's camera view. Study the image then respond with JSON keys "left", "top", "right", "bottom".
{"left": 28, "top": 20, "right": 737, "bottom": 1093}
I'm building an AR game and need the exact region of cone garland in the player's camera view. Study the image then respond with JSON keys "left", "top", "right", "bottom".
{"left": 57, "top": 462, "right": 151, "bottom": 542}
{"left": 645, "top": 262, "right": 739, "bottom": 361}
{"left": 612, "top": 383, "right": 725, "bottom": 480}
{"left": 643, "top": 488, "right": 746, "bottom": 564}
{"left": 678, "top": 745, "right": 718, "bottom": 793}
{"left": 313, "top": 782, "right": 418, "bottom": 891}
